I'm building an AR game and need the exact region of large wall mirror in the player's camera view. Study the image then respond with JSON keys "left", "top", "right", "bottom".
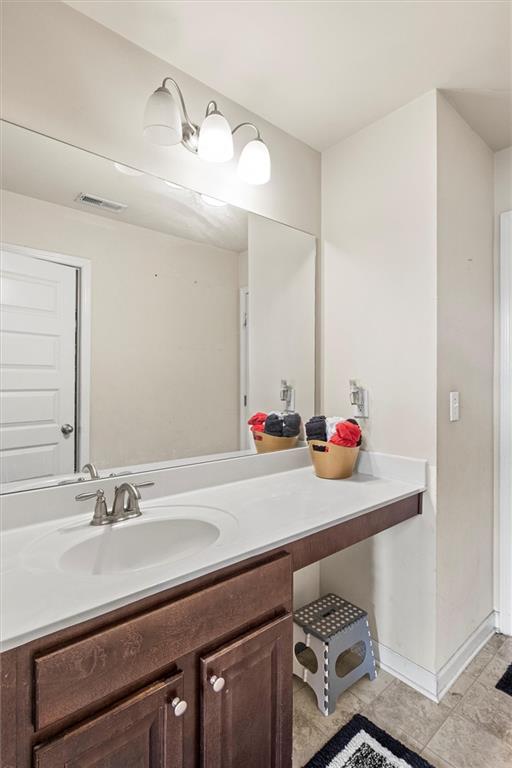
{"left": 0, "top": 121, "right": 316, "bottom": 492}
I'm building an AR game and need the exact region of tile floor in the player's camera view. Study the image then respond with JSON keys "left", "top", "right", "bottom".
{"left": 293, "top": 633, "right": 512, "bottom": 768}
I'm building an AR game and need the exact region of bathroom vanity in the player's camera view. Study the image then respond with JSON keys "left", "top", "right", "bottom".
{"left": 0, "top": 453, "right": 425, "bottom": 768}
{"left": 0, "top": 118, "right": 426, "bottom": 767}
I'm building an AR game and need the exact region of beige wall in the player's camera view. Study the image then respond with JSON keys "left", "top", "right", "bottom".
{"left": 1, "top": 0, "right": 320, "bottom": 236}
{"left": 248, "top": 214, "right": 316, "bottom": 419}
{"left": 320, "top": 92, "right": 438, "bottom": 671}
{"left": 2, "top": 190, "right": 240, "bottom": 468}
{"left": 493, "top": 146, "right": 512, "bottom": 612}
{"left": 435, "top": 93, "right": 494, "bottom": 667}
{"left": 320, "top": 91, "right": 495, "bottom": 675}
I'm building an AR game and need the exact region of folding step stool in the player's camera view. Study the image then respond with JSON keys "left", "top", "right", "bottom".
{"left": 293, "top": 593, "right": 377, "bottom": 715}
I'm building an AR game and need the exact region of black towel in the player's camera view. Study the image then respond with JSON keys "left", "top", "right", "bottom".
{"left": 283, "top": 413, "right": 301, "bottom": 437}
{"left": 305, "top": 415, "right": 327, "bottom": 442}
{"left": 265, "top": 413, "right": 284, "bottom": 437}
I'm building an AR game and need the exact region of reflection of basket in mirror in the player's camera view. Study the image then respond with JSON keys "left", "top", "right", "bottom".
{"left": 308, "top": 441, "right": 359, "bottom": 479}
{"left": 252, "top": 432, "right": 299, "bottom": 453}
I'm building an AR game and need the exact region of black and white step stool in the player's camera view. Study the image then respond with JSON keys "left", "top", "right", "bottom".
{"left": 293, "top": 593, "right": 377, "bottom": 716}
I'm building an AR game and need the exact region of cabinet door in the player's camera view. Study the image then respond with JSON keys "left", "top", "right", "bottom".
{"left": 34, "top": 674, "right": 186, "bottom": 768}
{"left": 201, "top": 614, "right": 292, "bottom": 768}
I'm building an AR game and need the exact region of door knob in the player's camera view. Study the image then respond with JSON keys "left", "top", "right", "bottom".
{"left": 209, "top": 675, "right": 225, "bottom": 693}
{"left": 61, "top": 424, "right": 74, "bottom": 435}
{"left": 171, "top": 697, "right": 187, "bottom": 717}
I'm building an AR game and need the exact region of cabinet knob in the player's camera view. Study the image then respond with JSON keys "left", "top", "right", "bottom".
{"left": 171, "top": 697, "right": 187, "bottom": 717}
{"left": 209, "top": 675, "right": 225, "bottom": 693}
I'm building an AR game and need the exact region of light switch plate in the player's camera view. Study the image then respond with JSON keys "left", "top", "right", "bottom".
{"left": 449, "top": 391, "right": 460, "bottom": 422}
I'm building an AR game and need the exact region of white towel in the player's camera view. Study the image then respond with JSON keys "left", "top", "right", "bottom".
{"left": 326, "top": 416, "right": 346, "bottom": 441}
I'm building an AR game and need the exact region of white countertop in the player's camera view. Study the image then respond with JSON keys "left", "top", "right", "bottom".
{"left": 0, "top": 456, "right": 426, "bottom": 652}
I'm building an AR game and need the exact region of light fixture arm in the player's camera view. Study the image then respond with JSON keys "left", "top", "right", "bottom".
{"left": 161, "top": 77, "right": 200, "bottom": 154}
{"left": 205, "top": 100, "right": 219, "bottom": 116}
{"left": 161, "top": 77, "right": 195, "bottom": 130}
{"left": 232, "top": 122, "right": 262, "bottom": 140}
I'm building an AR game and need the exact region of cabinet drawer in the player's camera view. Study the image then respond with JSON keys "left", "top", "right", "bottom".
{"left": 34, "top": 553, "right": 291, "bottom": 730}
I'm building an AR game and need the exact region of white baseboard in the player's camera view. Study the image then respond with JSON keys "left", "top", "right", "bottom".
{"left": 372, "top": 640, "right": 438, "bottom": 702}
{"left": 372, "top": 610, "right": 498, "bottom": 703}
{"left": 436, "top": 611, "right": 498, "bottom": 700}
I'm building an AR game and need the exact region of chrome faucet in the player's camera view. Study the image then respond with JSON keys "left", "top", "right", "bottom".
{"left": 82, "top": 462, "right": 100, "bottom": 480}
{"left": 76, "top": 481, "right": 154, "bottom": 525}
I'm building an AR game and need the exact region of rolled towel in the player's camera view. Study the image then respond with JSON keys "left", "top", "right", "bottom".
{"left": 329, "top": 420, "right": 362, "bottom": 448}
{"left": 346, "top": 418, "right": 363, "bottom": 446}
{"left": 305, "top": 415, "right": 327, "bottom": 442}
{"left": 248, "top": 412, "right": 267, "bottom": 433}
{"left": 326, "top": 416, "right": 344, "bottom": 441}
{"left": 265, "top": 413, "right": 284, "bottom": 437}
{"left": 283, "top": 412, "right": 301, "bottom": 437}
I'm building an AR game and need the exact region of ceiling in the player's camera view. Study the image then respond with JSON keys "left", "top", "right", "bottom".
{"left": 65, "top": 0, "right": 511, "bottom": 151}
{"left": 1, "top": 122, "right": 248, "bottom": 253}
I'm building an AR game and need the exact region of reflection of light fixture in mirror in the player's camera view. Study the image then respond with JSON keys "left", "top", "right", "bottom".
{"left": 164, "top": 181, "right": 184, "bottom": 190}
{"left": 200, "top": 194, "right": 227, "bottom": 207}
{"left": 114, "top": 162, "right": 143, "bottom": 176}
{"left": 144, "top": 78, "right": 271, "bottom": 184}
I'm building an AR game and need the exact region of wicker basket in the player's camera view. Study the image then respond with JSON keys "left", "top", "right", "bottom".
{"left": 308, "top": 440, "right": 359, "bottom": 479}
{"left": 252, "top": 431, "right": 299, "bottom": 454}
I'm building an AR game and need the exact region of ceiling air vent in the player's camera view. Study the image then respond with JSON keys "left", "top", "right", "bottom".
{"left": 75, "top": 193, "right": 127, "bottom": 213}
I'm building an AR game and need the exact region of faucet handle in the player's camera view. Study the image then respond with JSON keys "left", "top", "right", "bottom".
{"left": 76, "top": 489, "right": 104, "bottom": 501}
{"left": 76, "top": 489, "right": 110, "bottom": 526}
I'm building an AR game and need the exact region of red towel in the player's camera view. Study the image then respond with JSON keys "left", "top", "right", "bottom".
{"left": 329, "top": 420, "right": 361, "bottom": 447}
{"left": 248, "top": 412, "right": 267, "bottom": 433}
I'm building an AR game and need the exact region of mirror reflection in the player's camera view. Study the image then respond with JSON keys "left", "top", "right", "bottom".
{"left": 0, "top": 121, "right": 316, "bottom": 492}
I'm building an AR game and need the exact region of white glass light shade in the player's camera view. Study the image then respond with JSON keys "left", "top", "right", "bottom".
{"left": 144, "top": 87, "right": 183, "bottom": 146}
{"left": 237, "top": 138, "right": 271, "bottom": 185}
{"left": 198, "top": 111, "right": 234, "bottom": 163}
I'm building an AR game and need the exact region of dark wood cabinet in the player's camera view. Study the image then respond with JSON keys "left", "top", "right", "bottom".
{"left": 201, "top": 615, "right": 293, "bottom": 768}
{"left": 33, "top": 674, "right": 185, "bottom": 768}
{"left": 1, "top": 553, "right": 294, "bottom": 768}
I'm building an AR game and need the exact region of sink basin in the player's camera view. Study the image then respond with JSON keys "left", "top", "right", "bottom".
{"left": 23, "top": 504, "right": 238, "bottom": 577}
{"left": 59, "top": 518, "right": 220, "bottom": 575}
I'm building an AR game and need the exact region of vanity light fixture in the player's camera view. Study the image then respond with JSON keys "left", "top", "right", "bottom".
{"left": 144, "top": 78, "right": 271, "bottom": 185}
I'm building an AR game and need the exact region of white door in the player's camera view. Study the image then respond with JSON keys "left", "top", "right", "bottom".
{"left": 0, "top": 248, "right": 77, "bottom": 483}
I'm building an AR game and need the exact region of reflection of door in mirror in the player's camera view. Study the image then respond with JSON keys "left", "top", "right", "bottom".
{"left": 0, "top": 248, "right": 77, "bottom": 482}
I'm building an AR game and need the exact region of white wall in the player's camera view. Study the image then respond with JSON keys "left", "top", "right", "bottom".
{"left": 320, "top": 92, "right": 438, "bottom": 671}
{"left": 320, "top": 91, "right": 496, "bottom": 678}
{"left": 493, "top": 146, "right": 512, "bottom": 620}
{"left": 2, "top": 190, "right": 241, "bottom": 468}
{"left": 1, "top": 0, "right": 320, "bottom": 236}
{"left": 435, "top": 93, "right": 494, "bottom": 667}
{"left": 248, "top": 214, "right": 316, "bottom": 419}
